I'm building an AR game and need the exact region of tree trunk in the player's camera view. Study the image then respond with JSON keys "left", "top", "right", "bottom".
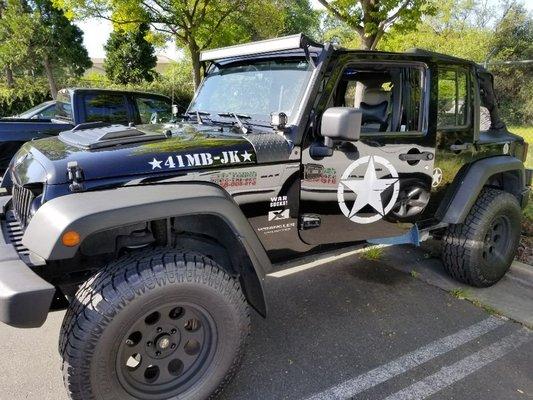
{"left": 43, "top": 55, "right": 58, "bottom": 99}
{"left": 188, "top": 41, "right": 202, "bottom": 89}
{"left": 5, "top": 66, "right": 14, "bottom": 88}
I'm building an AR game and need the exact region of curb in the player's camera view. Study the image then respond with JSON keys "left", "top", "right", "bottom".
{"left": 508, "top": 261, "right": 533, "bottom": 289}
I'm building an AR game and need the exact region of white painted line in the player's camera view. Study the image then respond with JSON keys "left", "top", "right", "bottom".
{"left": 384, "top": 328, "right": 532, "bottom": 400}
{"left": 305, "top": 317, "right": 505, "bottom": 400}
{"left": 268, "top": 245, "right": 391, "bottom": 278}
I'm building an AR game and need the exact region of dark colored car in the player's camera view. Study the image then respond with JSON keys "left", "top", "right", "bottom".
{"left": 0, "top": 88, "right": 175, "bottom": 173}
{"left": 0, "top": 35, "right": 530, "bottom": 400}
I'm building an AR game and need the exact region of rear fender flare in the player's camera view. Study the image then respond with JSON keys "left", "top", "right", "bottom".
{"left": 437, "top": 156, "right": 526, "bottom": 224}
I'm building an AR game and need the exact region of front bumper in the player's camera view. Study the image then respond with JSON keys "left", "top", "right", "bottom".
{"left": 0, "top": 195, "right": 55, "bottom": 328}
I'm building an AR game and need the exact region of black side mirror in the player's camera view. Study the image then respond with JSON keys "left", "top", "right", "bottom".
{"left": 320, "top": 107, "right": 362, "bottom": 141}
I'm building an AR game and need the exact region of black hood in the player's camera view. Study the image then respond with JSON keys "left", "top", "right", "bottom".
{"left": 13, "top": 123, "right": 266, "bottom": 185}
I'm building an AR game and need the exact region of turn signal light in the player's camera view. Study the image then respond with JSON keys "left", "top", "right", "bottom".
{"left": 62, "top": 231, "right": 81, "bottom": 247}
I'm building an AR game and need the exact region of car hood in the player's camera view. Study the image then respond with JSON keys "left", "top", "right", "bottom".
{"left": 13, "top": 123, "right": 288, "bottom": 185}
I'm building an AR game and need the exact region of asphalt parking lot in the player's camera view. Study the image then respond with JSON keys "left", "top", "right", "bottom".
{"left": 0, "top": 246, "right": 532, "bottom": 400}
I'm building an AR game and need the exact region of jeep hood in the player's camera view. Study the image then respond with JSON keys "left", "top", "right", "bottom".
{"left": 12, "top": 123, "right": 291, "bottom": 185}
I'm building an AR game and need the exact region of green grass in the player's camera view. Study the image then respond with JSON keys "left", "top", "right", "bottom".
{"left": 509, "top": 125, "right": 533, "bottom": 169}
{"left": 360, "top": 246, "right": 384, "bottom": 261}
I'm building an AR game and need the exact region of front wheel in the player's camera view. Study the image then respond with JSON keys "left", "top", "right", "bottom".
{"left": 59, "top": 248, "right": 250, "bottom": 400}
{"left": 441, "top": 188, "right": 522, "bottom": 287}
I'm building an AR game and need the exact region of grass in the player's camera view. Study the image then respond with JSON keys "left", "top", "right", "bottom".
{"left": 360, "top": 246, "right": 384, "bottom": 261}
{"left": 509, "top": 125, "right": 533, "bottom": 169}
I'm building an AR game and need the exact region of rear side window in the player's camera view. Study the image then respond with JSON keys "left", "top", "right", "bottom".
{"left": 135, "top": 96, "right": 173, "bottom": 124}
{"left": 84, "top": 93, "right": 129, "bottom": 124}
{"left": 56, "top": 91, "right": 73, "bottom": 121}
{"left": 437, "top": 68, "right": 469, "bottom": 128}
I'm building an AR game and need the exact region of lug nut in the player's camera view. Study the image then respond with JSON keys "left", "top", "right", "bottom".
{"left": 157, "top": 327, "right": 162, "bottom": 333}
{"left": 171, "top": 329, "right": 177, "bottom": 334}
{"left": 125, "top": 339, "right": 134, "bottom": 346}
{"left": 155, "top": 351, "right": 161, "bottom": 356}
{"left": 171, "top": 344, "right": 176, "bottom": 349}
{"left": 147, "top": 341, "right": 153, "bottom": 347}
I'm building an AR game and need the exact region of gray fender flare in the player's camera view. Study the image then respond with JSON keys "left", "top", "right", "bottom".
{"left": 23, "top": 183, "right": 271, "bottom": 313}
{"left": 437, "top": 156, "right": 526, "bottom": 224}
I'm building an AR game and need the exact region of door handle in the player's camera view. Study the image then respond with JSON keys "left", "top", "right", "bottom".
{"left": 399, "top": 152, "right": 434, "bottom": 162}
{"left": 450, "top": 143, "right": 472, "bottom": 152}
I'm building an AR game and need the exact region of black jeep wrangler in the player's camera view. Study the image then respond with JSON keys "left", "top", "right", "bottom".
{"left": 0, "top": 35, "right": 530, "bottom": 400}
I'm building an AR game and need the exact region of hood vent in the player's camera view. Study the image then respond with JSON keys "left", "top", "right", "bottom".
{"left": 59, "top": 124, "right": 168, "bottom": 149}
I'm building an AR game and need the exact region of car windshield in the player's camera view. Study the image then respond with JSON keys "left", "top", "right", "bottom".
{"left": 189, "top": 59, "right": 313, "bottom": 125}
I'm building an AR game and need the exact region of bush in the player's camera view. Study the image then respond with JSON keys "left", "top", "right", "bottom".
{"left": 0, "top": 78, "right": 52, "bottom": 118}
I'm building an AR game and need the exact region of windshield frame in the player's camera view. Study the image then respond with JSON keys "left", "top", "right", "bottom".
{"left": 188, "top": 56, "right": 317, "bottom": 129}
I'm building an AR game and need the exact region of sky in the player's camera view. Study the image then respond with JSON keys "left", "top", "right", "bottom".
{"left": 78, "top": 0, "right": 530, "bottom": 59}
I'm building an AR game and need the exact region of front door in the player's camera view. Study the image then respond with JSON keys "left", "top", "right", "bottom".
{"left": 299, "top": 62, "right": 437, "bottom": 245}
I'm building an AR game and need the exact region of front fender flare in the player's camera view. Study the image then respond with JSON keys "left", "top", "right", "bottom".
{"left": 23, "top": 183, "right": 271, "bottom": 313}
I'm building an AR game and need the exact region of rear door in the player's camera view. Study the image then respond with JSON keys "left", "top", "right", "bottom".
{"left": 299, "top": 61, "right": 437, "bottom": 245}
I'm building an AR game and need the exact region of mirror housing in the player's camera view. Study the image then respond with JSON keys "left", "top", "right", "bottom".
{"left": 320, "top": 107, "right": 362, "bottom": 141}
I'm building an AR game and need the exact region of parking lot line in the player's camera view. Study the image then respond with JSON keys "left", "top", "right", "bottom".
{"left": 268, "top": 245, "right": 391, "bottom": 278}
{"left": 383, "top": 328, "right": 532, "bottom": 400}
{"left": 304, "top": 317, "right": 505, "bottom": 400}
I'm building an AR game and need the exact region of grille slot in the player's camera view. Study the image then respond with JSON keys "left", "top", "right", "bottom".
{"left": 5, "top": 211, "right": 30, "bottom": 255}
{"left": 12, "top": 183, "right": 34, "bottom": 228}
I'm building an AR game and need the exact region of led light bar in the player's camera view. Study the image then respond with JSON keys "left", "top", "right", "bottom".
{"left": 200, "top": 34, "right": 307, "bottom": 62}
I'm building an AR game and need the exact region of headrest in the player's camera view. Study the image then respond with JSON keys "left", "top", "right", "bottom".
{"left": 360, "top": 101, "right": 388, "bottom": 125}
{"left": 362, "top": 89, "right": 390, "bottom": 106}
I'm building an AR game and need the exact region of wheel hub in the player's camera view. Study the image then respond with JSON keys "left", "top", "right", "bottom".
{"left": 116, "top": 303, "right": 216, "bottom": 398}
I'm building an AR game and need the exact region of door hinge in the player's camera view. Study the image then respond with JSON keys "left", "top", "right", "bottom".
{"left": 300, "top": 214, "right": 321, "bottom": 230}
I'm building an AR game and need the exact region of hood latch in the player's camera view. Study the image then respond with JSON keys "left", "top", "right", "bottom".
{"left": 67, "top": 161, "right": 85, "bottom": 192}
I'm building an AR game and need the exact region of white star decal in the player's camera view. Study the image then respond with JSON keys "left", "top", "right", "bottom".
{"left": 148, "top": 158, "right": 162, "bottom": 170}
{"left": 338, "top": 156, "right": 400, "bottom": 224}
{"left": 241, "top": 150, "right": 252, "bottom": 162}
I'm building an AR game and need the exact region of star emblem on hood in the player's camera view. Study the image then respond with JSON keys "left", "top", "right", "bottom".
{"left": 337, "top": 156, "right": 400, "bottom": 224}
{"left": 148, "top": 158, "right": 162, "bottom": 170}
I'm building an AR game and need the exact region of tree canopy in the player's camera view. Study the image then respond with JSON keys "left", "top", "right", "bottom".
{"left": 104, "top": 22, "right": 157, "bottom": 84}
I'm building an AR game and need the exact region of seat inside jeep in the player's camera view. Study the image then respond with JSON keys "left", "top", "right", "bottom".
{"left": 332, "top": 65, "right": 423, "bottom": 134}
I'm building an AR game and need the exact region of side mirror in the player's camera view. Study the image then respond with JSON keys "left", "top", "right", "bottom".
{"left": 320, "top": 107, "right": 362, "bottom": 141}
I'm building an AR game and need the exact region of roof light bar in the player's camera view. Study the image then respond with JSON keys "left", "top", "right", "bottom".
{"left": 200, "top": 34, "right": 309, "bottom": 62}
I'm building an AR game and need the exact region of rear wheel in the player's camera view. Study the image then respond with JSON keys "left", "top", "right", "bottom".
{"left": 59, "top": 248, "right": 250, "bottom": 400}
{"left": 441, "top": 188, "right": 521, "bottom": 287}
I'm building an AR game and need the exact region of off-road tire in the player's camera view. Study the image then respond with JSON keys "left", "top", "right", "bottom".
{"left": 59, "top": 248, "right": 250, "bottom": 400}
{"left": 441, "top": 188, "right": 521, "bottom": 287}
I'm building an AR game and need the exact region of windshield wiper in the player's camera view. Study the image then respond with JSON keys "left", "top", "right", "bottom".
{"left": 217, "top": 112, "right": 252, "bottom": 134}
{"left": 186, "top": 110, "right": 211, "bottom": 124}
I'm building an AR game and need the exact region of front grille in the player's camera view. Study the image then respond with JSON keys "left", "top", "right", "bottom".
{"left": 12, "top": 183, "right": 34, "bottom": 228}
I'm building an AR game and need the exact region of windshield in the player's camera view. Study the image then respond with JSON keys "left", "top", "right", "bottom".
{"left": 189, "top": 59, "right": 313, "bottom": 125}
{"left": 18, "top": 102, "right": 54, "bottom": 118}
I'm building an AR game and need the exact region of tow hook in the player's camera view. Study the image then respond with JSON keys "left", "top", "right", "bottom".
{"left": 67, "top": 161, "right": 85, "bottom": 192}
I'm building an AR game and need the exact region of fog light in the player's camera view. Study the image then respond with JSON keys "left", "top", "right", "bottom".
{"left": 62, "top": 230, "right": 80, "bottom": 247}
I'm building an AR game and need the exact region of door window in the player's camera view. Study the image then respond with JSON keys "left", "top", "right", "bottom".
{"left": 84, "top": 93, "right": 129, "bottom": 124}
{"left": 333, "top": 65, "right": 426, "bottom": 134}
{"left": 437, "top": 68, "right": 469, "bottom": 128}
{"left": 135, "top": 97, "right": 173, "bottom": 124}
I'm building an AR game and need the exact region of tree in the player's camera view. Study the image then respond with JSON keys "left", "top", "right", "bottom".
{"left": 54, "top": 0, "right": 286, "bottom": 88}
{"left": 316, "top": 0, "right": 435, "bottom": 50}
{"left": 488, "top": 4, "right": 533, "bottom": 125}
{"left": 33, "top": 0, "right": 92, "bottom": 97}
{"left": 282, "top": 0, "right": 321, "bottom": 37}
{"left": 104, "top": 23, "right": 157, "bottom": 84}
{"left": 0, "top": 0, "right": 91, "bottom": 97}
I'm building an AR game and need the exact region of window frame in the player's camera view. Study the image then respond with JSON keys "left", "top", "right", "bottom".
{"left": 436, "top": 65, "right": 472, "bottom": 130}
{"left": 324, "top": 60, "right": 430, "bottom": 138}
